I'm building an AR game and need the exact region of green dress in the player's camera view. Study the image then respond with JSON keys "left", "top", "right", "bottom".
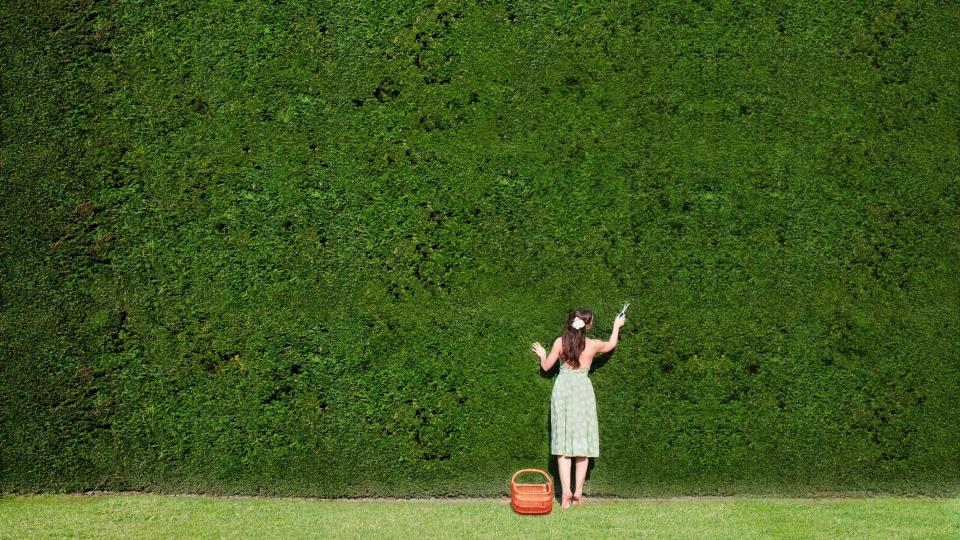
{"left": 551, "top": 360, "right": 600, "bottom": 457}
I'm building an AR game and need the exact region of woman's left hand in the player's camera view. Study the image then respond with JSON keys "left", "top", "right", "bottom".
{"left": 532, "top": 342, "right": 546, "bottom": 359}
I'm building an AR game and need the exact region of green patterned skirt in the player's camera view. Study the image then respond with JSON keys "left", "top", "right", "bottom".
{"left": 550, "top": 367, "right": 599, "bottom": 457}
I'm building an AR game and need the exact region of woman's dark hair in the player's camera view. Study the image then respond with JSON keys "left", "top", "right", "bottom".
{"left": 561, "top": 309, "right": 593, "bottom": 369}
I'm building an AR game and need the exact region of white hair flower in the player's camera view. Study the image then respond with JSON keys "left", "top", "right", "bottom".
{"left": 571, "top": 317, "right": 585, "bottom": 330}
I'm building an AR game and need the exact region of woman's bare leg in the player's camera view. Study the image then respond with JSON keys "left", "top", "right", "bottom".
{"left": 573, "top": 456, "right": 588, "bottom": 502}
{"left": 557, "top": 454, "right": 572, "bottom": 508}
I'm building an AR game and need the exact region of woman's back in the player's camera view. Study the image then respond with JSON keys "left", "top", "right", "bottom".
{"left": 559, "top": 337, "right": 600, "bottom": 371}
{"left": 551, "top": 335, "right": 601, "bottom": 460}
{"left": 533, "top": 308, "right": 626, "bottom": 509}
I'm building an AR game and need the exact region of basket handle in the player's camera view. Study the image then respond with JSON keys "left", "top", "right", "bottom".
{"left": 511, "top": 468, "right": 553, "bottom": 493}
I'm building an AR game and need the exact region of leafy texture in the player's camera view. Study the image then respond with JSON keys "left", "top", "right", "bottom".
{"left": 1, "top": 0, "right": 958, "bottom": 496}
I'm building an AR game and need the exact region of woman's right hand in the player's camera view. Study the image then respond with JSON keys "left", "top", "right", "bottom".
{"left": 614, "top": 314, "right": 626, "bottom": 328}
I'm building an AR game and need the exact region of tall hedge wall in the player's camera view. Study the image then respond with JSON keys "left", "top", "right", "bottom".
{"left": 1, "top": 0, "right": 958, "bottom": 497}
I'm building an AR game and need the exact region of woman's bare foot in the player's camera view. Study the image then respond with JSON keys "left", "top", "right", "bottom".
{"left": 560, "top": 493, "right": 573, "bottom": 510}
{"left": 573, "top": 493, "right": 583, "bottom": 505}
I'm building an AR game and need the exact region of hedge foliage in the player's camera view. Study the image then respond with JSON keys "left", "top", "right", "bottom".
{"left": 1, "top": 0, "right": 958, "bottom": 496}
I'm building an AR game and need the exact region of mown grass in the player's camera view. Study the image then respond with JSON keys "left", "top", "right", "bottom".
{"left": 1, "top": 493, "right": 958, "bottom": 539}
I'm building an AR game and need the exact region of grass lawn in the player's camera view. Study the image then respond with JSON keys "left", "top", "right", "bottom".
{"left": 1, "top": 493, "right": 957, "bottom": 539}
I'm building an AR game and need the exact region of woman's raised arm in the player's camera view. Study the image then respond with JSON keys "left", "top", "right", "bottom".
{"left": 533, "top": 337, "right": 562, "bottom": 371}
{"left": 597, "top": 314, "right": 625, "bottom": 353}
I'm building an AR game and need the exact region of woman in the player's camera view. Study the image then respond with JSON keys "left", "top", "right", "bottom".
{"left": 532, "top": 308, "right": 625, "bottom": 509}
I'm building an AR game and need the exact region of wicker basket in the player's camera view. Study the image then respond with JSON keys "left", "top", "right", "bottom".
{"left": 510, "top": 469, "right": 553, "bottom": 515}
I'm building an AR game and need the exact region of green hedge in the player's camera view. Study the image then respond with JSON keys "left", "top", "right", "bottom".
{"left": 1, "top": 0, "right": 957, "bottom": 496}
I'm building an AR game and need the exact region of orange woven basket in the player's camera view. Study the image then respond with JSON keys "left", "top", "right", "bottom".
{"left": 510, "top": 469, "right": 553, "bottom": 515}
